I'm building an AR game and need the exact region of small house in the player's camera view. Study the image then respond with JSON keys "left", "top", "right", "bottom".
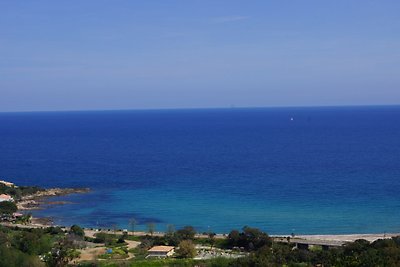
{"left": 147, "top": 245, "right": 175, "bottom": 258}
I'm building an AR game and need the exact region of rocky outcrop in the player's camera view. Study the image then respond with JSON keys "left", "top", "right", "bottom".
{"left": 17, "top": 187, "right": 90, "bottom": 210}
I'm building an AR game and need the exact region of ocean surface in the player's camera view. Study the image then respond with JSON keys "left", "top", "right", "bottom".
{"left": 1, "top": 106, "right": 400, "bottom": 235}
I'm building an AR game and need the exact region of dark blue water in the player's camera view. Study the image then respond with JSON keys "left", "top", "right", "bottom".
{"left": 1, "top": 106, "right": 400, "bottom": 234}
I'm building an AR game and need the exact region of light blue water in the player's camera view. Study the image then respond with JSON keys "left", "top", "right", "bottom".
{"left": 0, "top": 106, "right": 400, "bottom": 234}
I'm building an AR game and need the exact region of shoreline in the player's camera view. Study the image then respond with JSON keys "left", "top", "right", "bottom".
{"left": 272, "top": 232, "right": 400, "bottom": 243}
{"left": 13, "top": 186, "right": 90, "bottom": 225}
{"left": 17, "top": 196, "right": 400, "bottom": 242}
{"left": 17, "top": 187, "right": 90, "bottom": 211}
{"left": 3, "top": 220, "right": 399, "bottom": 244}
{"left": 4, "top": 181, "right": 399, "bottom": 244}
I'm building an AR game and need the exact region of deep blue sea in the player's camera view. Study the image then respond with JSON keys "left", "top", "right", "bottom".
{"left": 1, "top": 106, "right": 400, "bottom": 235}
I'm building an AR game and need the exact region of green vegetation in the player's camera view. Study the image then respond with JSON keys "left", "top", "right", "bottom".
{"left": 0, "top": 225, "right": 78, "bottom": 267}
{"left": 0, "top": 201, "right": 17, "bottom": 215}
{"left": 43, "top": 237, "right": 81, "bottom": 267}
{"left": 15, "top": 213, "right": 32, "bottom": 224}
{"left": 128, "top": 259, "right": 195, "bottom": 267}
{"left": 176, "top": 240, "right": 196, "bottom": 259}
{"left": 0, "top": 245, "right": 44, "bottom": 267}
{"left": 123, "top": 226, "right": 400, "bottom": 267}
{"left": 228, "top": 237, "right": 400, "bottom": 267}
{"left": 69, "top": 225, "right": 85, "bottom": 237}
{"left": 2, "top": 221, "right": 400, "bottom": 266}
{"left": 76, "top": 258, "right": 235, "bottom": 267}
{"left": 0, "top": 183, "right": 44, "bottom": 201}
{"left": 227, "top": 226, "right": 272, "bottom": 251}
{"left": 93, "top": 232, "right": 130, "bottom": 247}
{"left": 98, "top": 247, "right": 129, "bottom": 260}
{"left": 147, "top": 223, "right": 155, "bottom": 236}
{"left": 176, "top": 226, "right": 196, "bottom": 240}
{"left": 132, "top": 225, "right": 202, "bottom": 249}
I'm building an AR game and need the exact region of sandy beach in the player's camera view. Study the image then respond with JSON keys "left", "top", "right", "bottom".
{"left": 293, "top": 233, "right": 399, "bottom": 243}
{"left": 4, "top": 219, "right": 398, "bottom": 245}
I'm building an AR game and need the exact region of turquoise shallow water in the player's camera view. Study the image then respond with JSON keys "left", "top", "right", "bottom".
{"left": 0, "top": 106, "right": 400, "bottom": 234}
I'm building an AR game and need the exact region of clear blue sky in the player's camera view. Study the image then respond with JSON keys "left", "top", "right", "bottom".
{"left": 1, "top": 1, "right": 399, "bottom": 111}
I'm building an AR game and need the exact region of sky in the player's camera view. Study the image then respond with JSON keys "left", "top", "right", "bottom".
{"left": 1, "top": 1, "right": 399, "bottom": 112}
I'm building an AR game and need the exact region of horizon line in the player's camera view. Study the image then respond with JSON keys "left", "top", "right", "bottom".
{"left": 0, "top": 103, "right": 399, "bottom": 114}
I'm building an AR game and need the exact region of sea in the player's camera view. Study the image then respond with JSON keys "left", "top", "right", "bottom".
{"left": 0, "top": 106, "right": 400, "bottom": 235}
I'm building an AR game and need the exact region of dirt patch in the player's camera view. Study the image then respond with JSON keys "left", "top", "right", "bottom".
{"left": 76, "top": 246, "right": 107, "bottom": 262}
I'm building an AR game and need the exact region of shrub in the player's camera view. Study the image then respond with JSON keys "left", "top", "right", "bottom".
{"left": 0, "top": 201, "right": 17, "bottom": 215}
{"left": 69, "top": 225, "right": 85, "bottom": 237}
{"left": 176, "top": 240, "right": 196, "bottom": 258}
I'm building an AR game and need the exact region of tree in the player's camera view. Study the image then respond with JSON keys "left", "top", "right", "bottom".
{"left": 227, "top": 227, "right": 272, "bottom": 251}
{"left": 228, "top": 230, "right": 240, "bottom": 247}
{"left": 112, "top": 224, "right": 118, "bottom": 236}
{"left": 17, "top": 231, "right": 40, "bottom": 254}
{"left": 129, "top": 218, "right": 137, "bottom": 236}
{"left": 242, "top": 226, "right": 272, "bottom": 250}
{"left": 208, "top": 232, "right": 216, "bottom": 249}
{"left": 0, "top": 245, "right": 45, "bottom": 267}
{"left": 16, "top": 213, "right": 32, "bottom": 225}
{"left": 44, "top": 237, "right": 80, "bottom": 267}
{"left": 147, "top": 222, "right": 155, "bottom": 236}
{"left": 176, "top": 226, "right": 196, "bottom": 240}
{"left": 0, "top": 201, "right": 17, "bottom": 215}
{"left": 176, "top": 240, "right": 196, "bottom": 258}
{"left": 0, "top": 232, "right": 9, "bottom": 247}
{"left": 94, "top": 232, "right": 112, "bottom": 245}
{"left": 165, "top": 224, "right": 179, "bottom": 246}
{"left": 166, "top": 224, "right": 175, "bottom": 235}
{"left": 69, "top": 225, "right": 84, "bottom": 237}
